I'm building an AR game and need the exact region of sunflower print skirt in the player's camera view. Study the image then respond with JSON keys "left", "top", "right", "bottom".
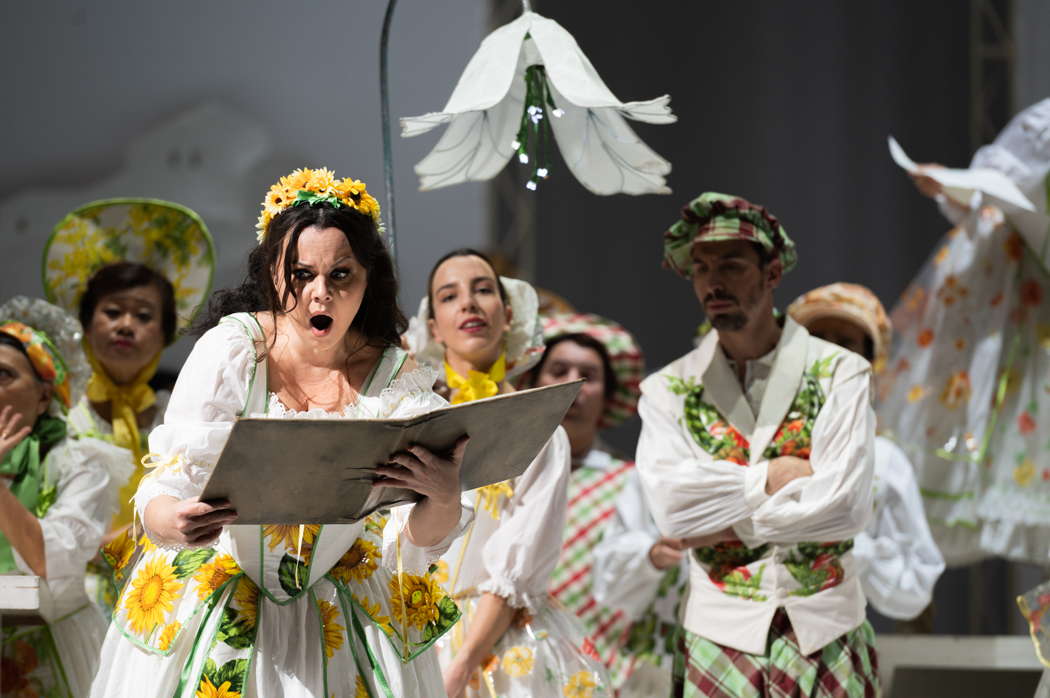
{"left": 93, "top": 512, "right": 458, "bottom": 698}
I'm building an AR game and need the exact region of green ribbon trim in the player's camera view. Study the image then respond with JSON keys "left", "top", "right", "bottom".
{"left": 0, "top": 415, "right": 65, "bottom": 573}
{"left": 171, "top": 574, "right": 246, "bottom": 698}
{"left": 919, "top": 488, "right": 976, "bottom": 501}
{"left": 349, "top": 599, "right": 395, "bottom": 698}
{"left": 976, "top": 331, "right": 1023, "bottom": 466}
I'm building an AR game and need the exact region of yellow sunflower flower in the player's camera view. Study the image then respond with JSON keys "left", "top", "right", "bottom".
{"left": 1015, "top": 459, "right": 1037, "bottom": 487}
{"left": 307, "top": 167, "right": 336, "bottom": 192}
{"left": 431, "top": 560, "right": 450, "bottom": 585}
{"left": 316, "top": 599, "right": 346, "bottom": 658}
{"left": 193, "top": 554, "right": 241, "bottom": 601}
{"left": 157, "top": 621, "right": 181, "bottom": 651}
{"left": 501, "top": 646, "right": 535, "bottom": 677}
{"left": 263, "top": 524, "right": 320, "bottom": 554}
{"left": 123, "top": 557, "right": 183, "bottom": 636}
{"left": 264, "top": 187, "right": 293, "bottom": 216}
{"left": 284, "top": 168, "right": 314, "bottom": 191}
{"left": 102, "top": 528, "right": 137, "bottom": 571}
{"left": 138, "top": 533, "right": 157, "bottom": 553}
{"left": 354, "top": 674, "right": 370, "bottom": 698}
{"left": 196, "top": 676, "right": 240, "bottom": 698}
{"left": 354, "top": 595, "right": 394, "bottom": 636}
{"left": 563, "top": 670, "right": 598, "bottom": 698}
{"left": 388, "top": 573, "right": 443, "bottom": 631}
{"left": 331, "top": 538, "right": 380, "bottom": 585}
{"left": 233, "top": 579, "right": 260, "bottom": 630}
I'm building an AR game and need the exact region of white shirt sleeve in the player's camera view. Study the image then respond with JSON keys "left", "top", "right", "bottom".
{"left": 635, "top": 380, "right": 762, "bottom": 540}
{"left": 591, "top": 468, "right": 667, "bottom": 620}
{"left": 477, "top": 426, "right": 571, "bottom": 610}
{"left": 749, "top": 358, "right": 875, "bottom": 543}
{"left": 13, "top": 437, "right": 121, "bottom": 581}
{"left": 853, "top": 437, "right": 945, "bottom": 620}
{"left": 136, "top": 322, "right": 256, "bottom": 529}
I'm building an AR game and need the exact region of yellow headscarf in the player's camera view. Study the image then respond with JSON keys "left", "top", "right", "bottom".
{"left": 84, "top": 343, "right": 160, "bottom": 528}
{"left": 444, "top": 353, "right": 507, "bottom": 405}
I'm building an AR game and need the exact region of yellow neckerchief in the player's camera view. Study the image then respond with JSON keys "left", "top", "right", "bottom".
{"left": 84, "top": 343, "right": 160, "bottom": 529}
{"left": 444, "top": 353, "right": 506, "bottom": 405}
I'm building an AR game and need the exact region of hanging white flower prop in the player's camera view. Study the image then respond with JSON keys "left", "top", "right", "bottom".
{"left": 401, "top": 10, "right": 676, "bottom": 195}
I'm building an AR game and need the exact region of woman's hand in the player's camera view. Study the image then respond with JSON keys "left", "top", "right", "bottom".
{"left": 0, "top": 405, "right": 32, "bottom": 464}
{"left": 374, "top": 436, "right": 469, "bottom": 548}
{"left": 144, "top": 495, "right": 238, "bottom": 547}
{"left": 375, "top": 435, "right": 468, "bottom": 505}
{"left": 909, "top": 163, "right": 944, "bottom": 198}
{"left": 681, "top": 528, "right": 741, "bottom": 549}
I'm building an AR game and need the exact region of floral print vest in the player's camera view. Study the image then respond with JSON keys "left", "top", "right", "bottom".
{"left": 668, "top": 355, "right": 854, "bottom": 601}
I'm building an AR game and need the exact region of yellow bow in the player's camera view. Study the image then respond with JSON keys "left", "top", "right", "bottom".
{"left": 444, "top": 354, "right": 506, "bottom": 405}
{"left": 84, "top": 343, "right": 160, "bottom": 529}
{"left": 476, "top": 481, "right": 514, "bottom": 520}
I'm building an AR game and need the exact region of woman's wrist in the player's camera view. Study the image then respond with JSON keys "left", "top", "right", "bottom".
{"left": 406, "top": 497, "right": 461, "bottom": 547}
{"left": 143, "top": 495, "right": 179, "bottom": 543}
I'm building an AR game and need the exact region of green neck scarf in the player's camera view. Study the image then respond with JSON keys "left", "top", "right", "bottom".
{"left": 0, "top": 415, "right": 66, "bottom": 573}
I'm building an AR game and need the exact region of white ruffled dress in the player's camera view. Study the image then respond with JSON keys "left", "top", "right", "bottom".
{"left": 90, "top": 313, "right": 468, "bottom": 698}
{"left": 434, "top": 425, "right": 612, "bottom": 697}
{"left": 3, "top": 435, "right": 130, "bottom": 697}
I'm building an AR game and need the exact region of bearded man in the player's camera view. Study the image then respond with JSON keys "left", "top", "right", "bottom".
{"left": 637, "top": 192, "right": 879, "bottom": 697}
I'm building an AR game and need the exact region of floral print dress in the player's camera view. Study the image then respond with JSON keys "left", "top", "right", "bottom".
{"left": 89, "top": 314, "right": 465, "bottom": 698}
{"left": 876, "top": 201, "right": 1050, "bottom": 564}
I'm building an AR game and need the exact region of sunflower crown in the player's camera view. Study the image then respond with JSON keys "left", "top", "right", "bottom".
{"left": 256, "top": 167, "right": 383, "bottom": 242}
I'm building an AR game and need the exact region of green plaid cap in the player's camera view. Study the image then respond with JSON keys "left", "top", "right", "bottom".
{"left": 662, "top": 192, "right": 797, "bottom": 276}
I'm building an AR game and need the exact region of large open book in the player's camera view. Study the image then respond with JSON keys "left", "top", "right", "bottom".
{"left": 200, "top": 380, "right": 581, "bottom": 524}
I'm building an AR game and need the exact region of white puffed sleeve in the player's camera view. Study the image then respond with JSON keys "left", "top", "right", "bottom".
{"left": 12, "top": 437, "right": 128, "bottom": 617}
{"left": 635, "top": 379, "right": 761, "bottom": 540}
{"left": 749, "top": 357, "right": 875, "bottom": 543}
{"left": 477, "top": 426, "right": 571, "bottom": 610}
{"left": 135, "top": 321, "right": 257, "bottom": 528}
{"left": 852, "top": 436, "right": 945, "bottom": 620}
{"left": 591, "top": 468, "right": 666, "bottom": 620}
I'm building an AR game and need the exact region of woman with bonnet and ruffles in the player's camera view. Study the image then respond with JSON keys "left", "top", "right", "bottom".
{"left": 90, "top": 168, "right": 470, "bottom": 698}
{"left": 404, "top": 248, "right": 610, "bottom": 698}
{"left": 0, "top": 296, "right": 130, "bottom": 697}
{"left": 41, "top": 199, "right": 216, "bottom": 612}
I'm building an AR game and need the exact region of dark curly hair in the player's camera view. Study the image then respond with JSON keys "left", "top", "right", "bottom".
{"left": 194, "top": 203, "right": 405, "bottom": 348}
{"left": 79, "top": 262, "right": 178, "bottom": 345}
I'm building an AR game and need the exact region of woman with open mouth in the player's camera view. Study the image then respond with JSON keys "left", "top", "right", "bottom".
{"left": 404, "top": 249, "right": 610, "bottom": 698}
{"left": 90, "top": 169, "right": 470, "bottom": 698}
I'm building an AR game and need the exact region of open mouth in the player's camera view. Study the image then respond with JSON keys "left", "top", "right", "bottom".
{"left": 310, "top": 315, "right": 333, "bottom": 331}
{"left": 459, "top": 318, "right": 487, "bottom": 332}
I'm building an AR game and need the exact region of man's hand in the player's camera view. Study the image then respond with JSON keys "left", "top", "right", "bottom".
{"left": 910, "top": 166, "right": 944, "bottom": 199}
{"left": 648, "top": 538, "right": 685, "bottom": 569}
{"left": 681, "top": 528, "right": 740, "bottom": 549}
{"left": 766, "top": 456, "right": 813, "bottom": 495}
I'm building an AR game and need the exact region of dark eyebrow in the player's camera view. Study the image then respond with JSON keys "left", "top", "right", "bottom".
{"left": 436, "top": 276, "right": 495, "bottom": 295}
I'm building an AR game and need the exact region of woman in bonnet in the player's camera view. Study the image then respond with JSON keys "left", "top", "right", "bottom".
{"left": 90, "top": 168, "right": 469, "bottom": 697}
{"left": 405, "top": 249, "right": 610, "bottom": 698}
